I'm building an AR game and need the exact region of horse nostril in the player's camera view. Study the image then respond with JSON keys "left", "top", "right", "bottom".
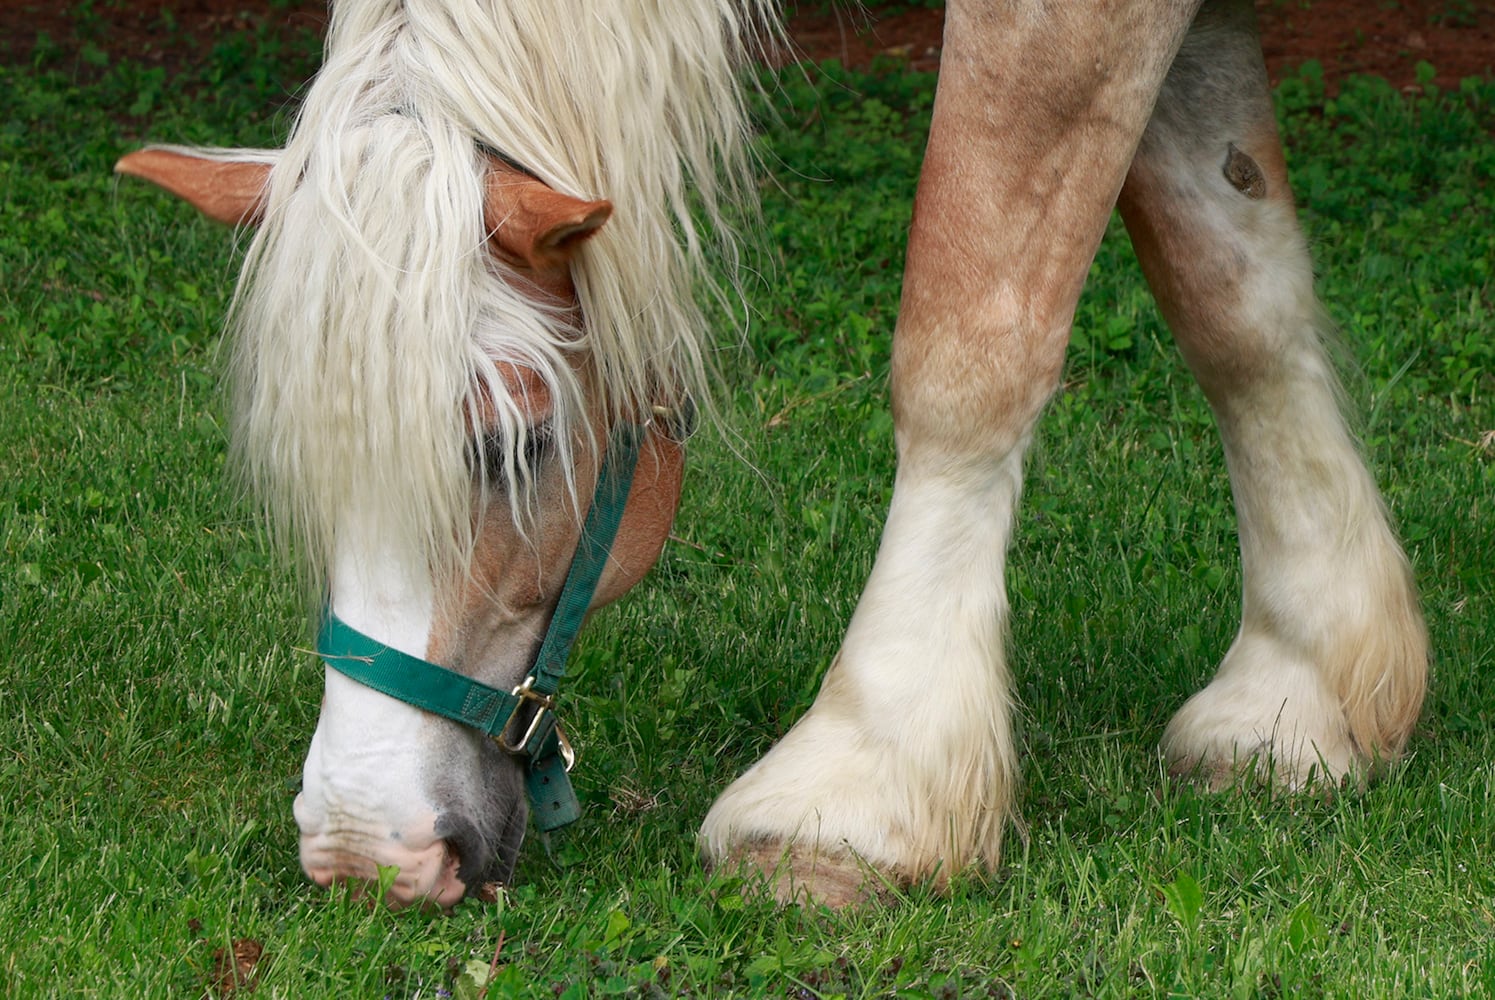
{"left": 435, "top": 814, "right": 486, "bottom": 886}
{"left": 435, "top": 800, "right": 527, "bottom": 890}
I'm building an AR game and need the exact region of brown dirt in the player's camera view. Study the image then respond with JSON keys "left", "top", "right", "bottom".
{"left": 784, "top": 1, "right": 1495, "bottom": 91}
{"left": 2, "top": 1, "right": 1491, "bottom": 93}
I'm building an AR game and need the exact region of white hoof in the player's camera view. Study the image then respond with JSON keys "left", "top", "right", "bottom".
{"left": 698, "top": 660, "right": 1013, "bottom": 906}
{"left": 1163, "top": 630, "right": 1374, "bottom": 790}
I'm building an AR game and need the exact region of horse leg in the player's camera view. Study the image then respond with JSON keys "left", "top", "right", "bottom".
{"left": 1118, "top": 0, "right": 1427, "bottom": 788}
{"left": 700, "top": 0, "right": 1201, "bottom": 905}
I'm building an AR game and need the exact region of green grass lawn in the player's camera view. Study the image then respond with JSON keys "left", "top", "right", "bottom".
{"left": 3, "top": 22, "right": 1493, "bottom": 1000}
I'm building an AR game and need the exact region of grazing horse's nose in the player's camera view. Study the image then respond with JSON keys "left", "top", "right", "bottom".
{"left": 293, "top": 626, "right": 533, "bottom": 908}
{"left": 292, "top": 655, "right": 491, "bottom": 908}
{"left": 298, "top": 825, "right": 469, "bottom": 909}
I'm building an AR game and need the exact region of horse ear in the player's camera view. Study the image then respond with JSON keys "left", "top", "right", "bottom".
{"left": 115, "top": 147, "right": 275, "bottom": 227}
{"left": 483, "top": 162, "right": 612, "bottom": 272}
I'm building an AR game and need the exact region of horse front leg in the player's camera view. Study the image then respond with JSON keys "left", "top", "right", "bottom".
{"left": 700, "top": 0, "right": 1201, "bottom": 905}
{"left": 1118, "top": 0, "right": 1427, "bottom": 787}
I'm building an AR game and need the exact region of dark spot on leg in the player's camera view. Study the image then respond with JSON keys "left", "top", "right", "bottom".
{"left": 1223, "top": 143, "right": 1266, "bottom": 200}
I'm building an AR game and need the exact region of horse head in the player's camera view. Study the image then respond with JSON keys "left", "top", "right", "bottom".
{"left": 117, "top": 146, "right": 689, "bottom": 907}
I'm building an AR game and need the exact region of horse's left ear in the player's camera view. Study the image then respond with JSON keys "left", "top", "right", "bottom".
{"left": 115, "top": 147, "right": 275, "bottom": 227}
{"left": 483, "top": 163, "right": 612, "bottom": 272}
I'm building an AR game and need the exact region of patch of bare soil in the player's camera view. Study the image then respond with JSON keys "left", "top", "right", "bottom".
{"left": 784, "top": 1, "right": 1494, "bottom": 91}
{"left": 1, "top": 1, "right": 1490, "bottom": 93}
{"left": 0, "top": 1, "right": 326, "bottom": 73}
{"left": 184, "top": 918, "right": 265, "bottom": 998}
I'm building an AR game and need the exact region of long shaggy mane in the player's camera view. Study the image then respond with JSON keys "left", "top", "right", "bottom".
{"left": 228, "top": 0, "right": 776, "bottom": 580}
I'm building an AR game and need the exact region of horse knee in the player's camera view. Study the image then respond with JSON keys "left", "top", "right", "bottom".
{"left": 891, "top": 302, "right": 1068, "bottom": 461}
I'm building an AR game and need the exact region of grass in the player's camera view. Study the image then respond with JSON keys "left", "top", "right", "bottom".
{"left": 3, "top": 18, "right": 1494, "bottom": 1000}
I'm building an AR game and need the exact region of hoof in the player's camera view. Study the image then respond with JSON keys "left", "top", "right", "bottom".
{"left": 717, "top": 841, "right": 892, "bottom": 909}
{"left": 1160, "top": 631, "right": 1393, "bottom": 792}
{"left": 1163, "top": 745, "right": 1359, "bottom": 795}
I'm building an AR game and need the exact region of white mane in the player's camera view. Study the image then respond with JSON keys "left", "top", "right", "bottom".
{"left": 227, "top": 0, "right": 776, "bottom": 580}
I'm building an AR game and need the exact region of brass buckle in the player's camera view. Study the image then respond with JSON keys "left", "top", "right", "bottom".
{"left": 495, "top": 675, "right": 555, "bottom": 756}
{"left": 649, "top": 399, "right": 697, "bottom": 443}
{"left": 494, "top": 677, "right": 578, "bottom": 772}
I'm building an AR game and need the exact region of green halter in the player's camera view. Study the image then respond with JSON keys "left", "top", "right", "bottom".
{"left": 315, "top": 424, "right": 643, "bottom": 832}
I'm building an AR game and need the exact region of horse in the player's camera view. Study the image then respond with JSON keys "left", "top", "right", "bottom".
{"left": 118, "top": 0, "right": 1427, "bottom": 909}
